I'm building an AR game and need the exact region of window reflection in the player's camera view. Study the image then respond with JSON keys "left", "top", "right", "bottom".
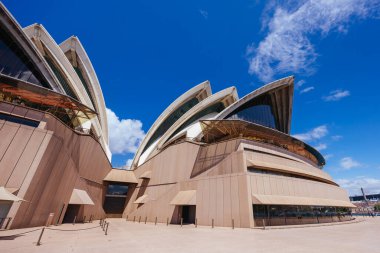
{"left": 226, "top": 93, "right": 278, "bottom": 131}
{"left": 142, "top": 97, "right": 199, "bottom": 153}
{"left": 0, "top": 27, "right": 49, "bottom": 88}
{"left": 106, "top": 184, "right": 128, "bottom": 196}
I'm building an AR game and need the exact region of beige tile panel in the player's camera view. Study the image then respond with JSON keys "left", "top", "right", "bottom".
{"left": 251, "top": 194, "right": 355, "bottom": 208}
{"left": 249, "top": 174, "right": 350, "bottom": 202}
{"left": 104, "top": 169, "right": 138, "bottom": 183}
{"left": 246, "top": 158, "right": 335, "bottom": 184}
{"left": 169, "top": 190, "right": 196, "bottom": 205}
{"left": 245, "top": 149, "right": 332, "bottom": 181}
{"left": 0, "top": 125, "right": 34, "bottom": 185}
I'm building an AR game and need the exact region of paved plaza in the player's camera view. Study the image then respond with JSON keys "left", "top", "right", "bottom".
{"left": 0, "top": 218, "right": 379, "bottom": 253}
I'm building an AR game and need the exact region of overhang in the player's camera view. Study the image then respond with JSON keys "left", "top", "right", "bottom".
{"left": 246, "top": 159, "right": 335, "bottom": 185}
{"left": 170, "top": 190, "right": 196, "bottom": 205}
{"left": 0, "top": 186, "right": 24, "bottom": 202}
{"left": 134, "top": 194, "right": 149, "bottom": 204}
{"left": 139, "top": 171, "right": 152, "bottom": 179}
{"left": 0, "top": 75, "right": 97, "bottom": 127}
{"left": 215, "top": 76, "right": 294, "bottom": 134}
{"left": 69, "top": 189, "right": 94, "bottom": 205}
{"left": 252, "top": 194, "right": 355, "bottom": 208}
{"left": 199, "top": 119, "right": 325, "bottom": 167}
{"left": 104, "top": 169, "right": 138, "bottom": 184}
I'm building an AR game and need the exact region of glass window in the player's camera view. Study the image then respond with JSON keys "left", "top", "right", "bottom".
{"left": 74, "top": 65, "right": 96, "bottom": 109}
{"left": 226, "top": 93, "right": 279, "bottom": 131}
{"left": 0, "top": 27, "right": 49, "bottom": 88}
{"left": 142, "top": 97, "right": 199, "bottom": 153}
{"left": 43, "top": 48, "right": 78, "bottom": 100}
{"left": 106, "top": 184, "right": 128, "bottom": 196}
{"left": 168, "top": 102, "right": 226, "bottom": 140}
{"left": 0, "top": 113, "right": 39, "bottom": 127}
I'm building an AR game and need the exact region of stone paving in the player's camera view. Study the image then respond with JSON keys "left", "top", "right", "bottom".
{"left": 0, "top": 217, "right": 379, "bottom": 253}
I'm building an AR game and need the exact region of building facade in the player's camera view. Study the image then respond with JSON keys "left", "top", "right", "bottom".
{"left": 0, "top": 3, "right": 112, "bottom": 229}
{"left": 0, "top": 3, "right": 354, "bottom": 230}
{"left": 124, "top": 76, "right": 354, "bottom": 228}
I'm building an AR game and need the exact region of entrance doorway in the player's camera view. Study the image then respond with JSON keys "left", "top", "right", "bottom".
{"left": 181, "top": 205, "right": 196, "bottom": 224}
{"left": 62, "top": 204, "right": 80, "bottom": 223}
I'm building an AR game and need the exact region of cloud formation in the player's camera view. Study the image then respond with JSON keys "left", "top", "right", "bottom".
{"left": 315, "top": 143, "right": 327, "bottom": 151}
{"left": 337, "top": 177, "right": 380, "bottom": 195}
{"left": 293, "top": 125, "right": 328, "bottom": 142}
{"left": 106, "top": 108, "right": 145, "bottom": 155}
{"left": 323, "top": 89, "right": 350, "bottom": 101}
{"left": 331, "top": 135, "right": 343, "bottom": 141}
{"left": 199, "top": 9, "right": 208, "bottom": 19}
{"left": 340, "top": 157, "right": 361, "bottom": 170}
{"left": 247, "top": 0, "right": 380, "bottom": 81}
{"left": 300, "top": 86, "right": 314, "bottom": 94}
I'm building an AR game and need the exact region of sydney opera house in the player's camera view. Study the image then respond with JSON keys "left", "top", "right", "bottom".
{"left": 0, "top": 3, "right": 353, "bottom": 230}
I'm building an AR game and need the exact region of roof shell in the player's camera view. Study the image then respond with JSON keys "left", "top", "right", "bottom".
{"left": 131, "top": 81, "right": 211, "bottom": 168}
{"left": 155, "top": 86, "right": 238, "bottom": 152}
{"left": 215, "top": 76, "right": 294, "bottom": 134}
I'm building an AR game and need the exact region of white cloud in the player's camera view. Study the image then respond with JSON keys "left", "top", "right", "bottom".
{"left": 300, "top": 86, "right": 314, "bottom": 94}
{"left": 293, "top": 125, "right": 328, "bottom": 142}
{"left": 247, "top": 0, "right": 380, "bottom": 81}
{"left": 119, "top": 159, "right": 134, "bottom": 170}
{"left": 199, "top": 9, "right": 208, "bottom": 19}
{"left": 315, "top": 143, "right": 327, "bottom": 151}
{"left": 336, "top": 177, "right": 380, "bottom": 195}
{"left": 106, "top": 108, "right": 145, "bottom": 155}
{"left": 323, "top": 89, "right": 350, "bottom": 101}
{"left": 324, "top": 154, "right": 334, "bottom": 160}
{"left": 340, "top": 157, "right": 361, "bottom": 170}
{"left": 331, "top": 135, "right": 343, "bottom": 141}
{"left": 295, "top": 79, "right": 305, "bottom": 89}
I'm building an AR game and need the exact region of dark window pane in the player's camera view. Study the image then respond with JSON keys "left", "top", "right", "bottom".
{"left": 142, "top": 97, "right": 199, "bottom": 153}
{"left": 43, "top": 51, "right": 78, "bottom": 100}
{"left": 168, "top": 102, "right": 226, "bottom": 140}
{"left": 0, "top": 26, "right": 50, "bottom": 88}
{"left": 226, "top": 93, "right": 278, "bottom": 131}
{"left": 0, "top": 113, "right": 39, "bottom": 127}
{"left": 106, "top": 184, "right": 128, "bottom": 196}
{"left": 74, "top": 65, "right": 96, "bottom": 109}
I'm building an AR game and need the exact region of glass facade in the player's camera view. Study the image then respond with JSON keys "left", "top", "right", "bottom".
{"left": 0, "top": 113, "right": 39, "bottom": 127}
{"left": 0, "top": 27, "right": 49, "bottom": 88}
{"left": 43, "top": 49, "right": 78, "bottom": 100}
{"left": 73, "top": 65, "right": 96, "bottom": 109}
{"left": 106, "top": 184, "right": 129, "bottom": 196}
{"left": 168, "top": 101, "right": 226, "bottom": 140}
{"left": 104, "top": 183, "right": 129, "bottom": 215}
{"left": 142, "top": 97, "right": 199, "bottom": 153}
{"left": 253, "top": 205, "right": 351, "bottom": 226}
{"left": 226, "top": 93, "right": 279, "bottom": 131}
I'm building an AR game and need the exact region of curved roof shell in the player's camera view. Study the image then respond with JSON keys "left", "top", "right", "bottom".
{"left": 131, "top": 81, "right": 211, "bottom": 168}
{"left": 0, "top": 3, "right": 63, "bottom": 92}
{"left": 60, "top": 36, "right": 109, "bottom": 145}
{"left": 23, "top": 24, "right": 95, "bottom": 110}
{"left": 215, "top": 76, "right": 294, "bottom": 134}
{"left": 155, "top": 86, "right": 238, "bottom": 153}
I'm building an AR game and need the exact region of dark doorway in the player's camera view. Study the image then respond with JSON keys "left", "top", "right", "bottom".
{"left": 181, "top": 205, "right": 196, "bottom": 224}
{"left": 103, "top": 183, "right": 129, "bottom": 217}
{"left": 62, "top": 204, "right": 80, "bottom": 223}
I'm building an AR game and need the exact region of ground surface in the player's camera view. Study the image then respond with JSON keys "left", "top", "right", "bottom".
{"left": 0, "top": 218, "right": 379, "bottom": 253}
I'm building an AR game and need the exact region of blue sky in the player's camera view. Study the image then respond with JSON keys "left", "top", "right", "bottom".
{"left": 5, "top": 0, "right": 380, "bottom": 195}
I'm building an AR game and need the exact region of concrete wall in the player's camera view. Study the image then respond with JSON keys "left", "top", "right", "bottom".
{"left": 0, "top": 102, "right": 112, "bottom": 228}
{"left": 124, "top": 138, "right": 351, "bottom": 228}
